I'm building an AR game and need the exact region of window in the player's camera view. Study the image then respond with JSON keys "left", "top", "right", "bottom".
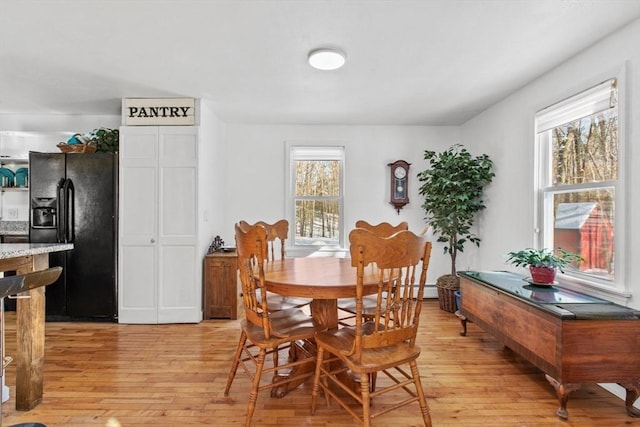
{"left": 287, "top": 145, "right": 344, "bottom": 247}
{"left": 535, "top": 78, "right": 620, "bottom": 291}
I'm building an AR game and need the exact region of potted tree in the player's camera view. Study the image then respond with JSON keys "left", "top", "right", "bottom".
{"left": 506, "top": 247, "right": 583, "bottom": 285}
{"left": 417, "top": 144, "right": 494, "bottom": 312}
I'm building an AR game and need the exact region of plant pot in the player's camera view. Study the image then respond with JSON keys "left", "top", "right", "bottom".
{"left": 435, "top": 274, "right": 459, "bottom": 313}
{"left": 529, "top": 266, "right": 556, "bottom": 284}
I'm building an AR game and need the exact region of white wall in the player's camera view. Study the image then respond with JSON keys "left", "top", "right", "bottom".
{"left": 0, "top": 114, "right": 120, "bottom": 132}
{"left": 198, "top": 100, "right": 226, "bottom": 257}
{"left": 218, "top": 123, "right": 460, "bottom": 284}
{"left": 460, "top": 18, "right": 640, "bottom": 307}
{"left": 0, "top": 112, "right": 463, "bottom": 285}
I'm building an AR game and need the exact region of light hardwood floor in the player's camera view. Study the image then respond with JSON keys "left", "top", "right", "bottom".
{"left": 1, "top": 300, "right": 637, "bottom": 426}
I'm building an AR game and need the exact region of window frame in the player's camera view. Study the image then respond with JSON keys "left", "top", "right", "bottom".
{"left": 534, "top": 74, "right": 629, "bottom": 300}
{"left": 285, "top": 142, "right": 345, "bottom": 249}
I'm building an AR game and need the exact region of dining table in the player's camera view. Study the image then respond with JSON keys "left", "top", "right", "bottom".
{"left": 263, "top": 256, "right": 379, "bottom": 397}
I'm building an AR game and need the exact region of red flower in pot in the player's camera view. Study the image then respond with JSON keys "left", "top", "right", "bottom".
{"left": 506, "top": 248, "right": 583, "bottom": 284}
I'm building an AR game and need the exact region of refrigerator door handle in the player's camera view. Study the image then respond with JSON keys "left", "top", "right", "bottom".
{"left": 67, "top": 178, "right": 75, "bottom": 243}
{"left": 56, "top": 178, "right": 66, "bottom": 243}
{"left": 62, "top": 178, "right": 75, "bottom": 243}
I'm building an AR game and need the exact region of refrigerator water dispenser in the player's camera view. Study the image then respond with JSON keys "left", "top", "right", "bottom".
{"left": 31, "top": 197, "right": 57, "bottom": 228}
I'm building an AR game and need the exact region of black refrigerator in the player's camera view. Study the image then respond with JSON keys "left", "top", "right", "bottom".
{"left": 29, "top": 151, "right": 118, "bottom": 321}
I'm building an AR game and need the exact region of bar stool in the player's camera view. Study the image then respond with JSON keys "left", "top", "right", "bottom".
{"left": 0, "top": 267, "right": 62, "bottom": 427}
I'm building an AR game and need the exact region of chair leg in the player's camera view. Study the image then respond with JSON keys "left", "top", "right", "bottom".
{"left": 360, "top": 372, "right": 372, "bottom": 427}
{"left": 245, "top": 348, "right": 267, "bottom": 427}
{"left": 273, "top": 345, "right": 279, "bottom": 376}
{"left": 410, "top": 360, "right": 432, "bottom": 427}
{"left": 224, "top": 331, "right": 247, "bottom": 395}
{"left": 310, "top": 346, "right": 325, "bottom": 414}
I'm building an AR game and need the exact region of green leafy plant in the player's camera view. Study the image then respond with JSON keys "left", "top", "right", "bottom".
{"left": 87, "top": 128, "right": 119, "bottom": 153}
{"left": 506, "top": 248, "right": 583, "bottom": 273}
{"left": 417, "top": 144, "right": 495, "bottom": 277}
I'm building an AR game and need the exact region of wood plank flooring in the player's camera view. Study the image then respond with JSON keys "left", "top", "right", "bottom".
{"left": 1, "top": 300, "right": 638, "bottom": 426}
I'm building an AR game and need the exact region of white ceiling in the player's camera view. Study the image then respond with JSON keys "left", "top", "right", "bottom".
{"left": 1, "top": 0, "right": 640, "bottom": 126}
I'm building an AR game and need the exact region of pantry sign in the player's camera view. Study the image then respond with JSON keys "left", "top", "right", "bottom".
{"left": 123, "top": 98, "right": 196, "bottom": 125}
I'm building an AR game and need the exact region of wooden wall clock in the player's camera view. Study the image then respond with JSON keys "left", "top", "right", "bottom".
{"left": 388, "top": 160, "right": 410, "bottom": 214}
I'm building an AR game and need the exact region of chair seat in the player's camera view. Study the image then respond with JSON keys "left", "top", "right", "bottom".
{"left": 242, "top": 307, "right": 323, "bottom": 346}
{"left": 338, "top": 295, "right": 387, "bottom": 317}
{"left": 256, "top": 288, "right": 312, "bottom": 311}
{"left": 315, "top": 325, "right": 421, "bottom": 373}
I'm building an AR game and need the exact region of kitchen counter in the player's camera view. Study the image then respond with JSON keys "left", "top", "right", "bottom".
{"left": 0, "top": 242, "right": 73, "bottom": 259}
{"left": 0, "top": 221, "right": 28, "bottom": 236}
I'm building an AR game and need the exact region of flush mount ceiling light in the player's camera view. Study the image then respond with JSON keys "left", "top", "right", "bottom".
{"left": 308, "top": 48, "right": 346, "bottom": 70}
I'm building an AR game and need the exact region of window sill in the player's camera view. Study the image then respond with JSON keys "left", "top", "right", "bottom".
{"left": 557, "top": 274, "right": 631, "bottom": 306}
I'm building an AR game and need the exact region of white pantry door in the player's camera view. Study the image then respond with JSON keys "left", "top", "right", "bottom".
{"left": 119, "top": 126, "right": 201, "bottom": 324}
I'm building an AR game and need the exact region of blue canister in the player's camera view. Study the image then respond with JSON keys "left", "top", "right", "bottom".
{"left": 454, "top": 290, "right": 461, "bottom": 312}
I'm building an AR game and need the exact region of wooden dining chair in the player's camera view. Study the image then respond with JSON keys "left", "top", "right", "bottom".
{"left": 224, "top": 223, "right": 325, "bottom": 427}
{"left": 238, "top": 219, "right": 288, "bottom": 261}
{"left": 311, "top": 228, "right": 433, "bottom": 427}
{"left": 239, "top": 219, "right": 312, "bottom": 311}
{"left": 337, "top": 220, "right": 409, "bottom": 327}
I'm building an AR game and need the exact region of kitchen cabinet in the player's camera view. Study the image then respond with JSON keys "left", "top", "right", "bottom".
{"left": 203, "top": 252, "right": 239, "bottom": 319}
{"left": 0, "top": 157, "right": 29, "bottom": 221}
{"left": 118, "top": 126, "right": 201, "bottom": 324}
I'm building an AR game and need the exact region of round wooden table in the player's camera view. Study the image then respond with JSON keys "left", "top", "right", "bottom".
{"left": 263, "top": 256, "right": 379, "bottom": 397}
{"left": 264, "top": 257, "right": 379, "bottom": 329}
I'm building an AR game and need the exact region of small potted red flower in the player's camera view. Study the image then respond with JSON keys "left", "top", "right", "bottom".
{"left": 506, "top": 247, "right": 583, "bottom": 285}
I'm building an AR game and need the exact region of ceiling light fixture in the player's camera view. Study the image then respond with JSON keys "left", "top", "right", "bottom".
{"left": 308, "top": 48, "right": 346, "bottom": 71}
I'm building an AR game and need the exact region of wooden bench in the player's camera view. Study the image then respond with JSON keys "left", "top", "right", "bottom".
{"left": 459, "top": 270, "right": 640, "bottom": 420}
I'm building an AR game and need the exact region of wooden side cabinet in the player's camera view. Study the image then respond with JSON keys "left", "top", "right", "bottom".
{"left": 203, "top": 252, "right": 239, "bottom": 319}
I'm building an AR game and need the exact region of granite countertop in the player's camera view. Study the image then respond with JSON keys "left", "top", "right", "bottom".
{"left": 0, "top": 243, "right": 73, "bottom": 259}
{"left": 0, "top": 221, "right": 29, "bottom": 235}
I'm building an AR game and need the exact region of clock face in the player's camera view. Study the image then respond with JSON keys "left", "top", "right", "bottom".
{"left": 394, "top": 167, "right": 407, "bottom": 179}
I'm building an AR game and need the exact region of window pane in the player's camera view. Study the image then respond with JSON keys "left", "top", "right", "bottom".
{"left": 552, "top": 189, "right": 614, "bottom": 280}
{"left": 551, "top": 109, "right": 617, "bottom": 186}
{"left": 294, "top": 199, "right": 340, "bottom": 246}
{"left": 295, "top": 160, "right": 340, "bottom": 197}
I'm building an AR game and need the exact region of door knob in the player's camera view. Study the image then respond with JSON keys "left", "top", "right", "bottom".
{"left": 150, "top": 238, "right": 156, "bottom": 243}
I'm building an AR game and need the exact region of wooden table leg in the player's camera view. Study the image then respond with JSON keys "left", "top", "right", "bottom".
{"left": 310, "top": 298, "right": 338, "bottom": 330}
{"left": 15, "top": 253, "right": 48, "bottom": 410}
{"left": 310, "top": 298, "right": 361, "bottom": 394}
{"left": 270, "top": 299, "right": 340, "bottom": 398}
